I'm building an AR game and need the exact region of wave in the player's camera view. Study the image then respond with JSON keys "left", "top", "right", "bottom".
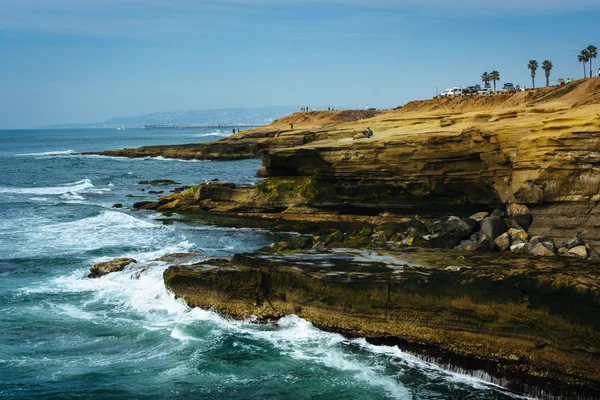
{"left": 16, "top": 149, "right": 77, "bottom": 157}
{"left": 0, "top": 178, "right": 94, "bottom": 195}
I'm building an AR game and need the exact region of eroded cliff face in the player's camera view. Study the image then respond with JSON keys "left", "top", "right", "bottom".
{"left": 163, "top": 248, "right": 600, "bottom": 399}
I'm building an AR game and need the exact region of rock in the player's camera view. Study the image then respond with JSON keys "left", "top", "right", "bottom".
{"left": 154, "top": 253, "right": 204, "bottom": 263}
{"left": 440, "top": 118, "right": 455, "bottom": 127}
{"left": 138, "top": 179, "right": 180, "bottom": 185}
{"left": 508, "top": 228, "right": 528, "bottom": 241}
{"left": 480, "top": 217, "right": 508, "bottom": 240}
{"left": 430, "top": 217, "right": 479, "bottom": 249}
{"left": 371, "top": 231, "right": 388, "bottom": 247}
{"left": 430, "top": 220, "right": 444, "bottom": 233}
{"left": 112, "top": 203, "right": 123, "bottom": 208}
{"left": 289, "top": 236, "right": 314, "bottom": 250}
{"left": 455, "top": 240, "right": 476, "bottom": 251}
{"left": 540, "top": 240, "right": 557, "bottom": 253}
{"left": 567, "top": 236, "right": 585, "bottom": 250}
{"left": 406, "top": 219, "right": 427, "bottom": 236}
{"left": 510, "top": 243, "right": 531, "bottom": 254}
{"left": 373, "top": 223, "right": 407, "bottom": 239}
{"left": 148, "top": 190, "right": 164, "bottom": 194}
{"left": 494, "top": 232, "right": 511, "bottom": 252}
{"left": 88, "top": 258, "right": 136, "bottom": 278}
{"left": 324, "top": 230, "right": 344, "bottom": 245}
{"left": 132, "top": 201, "right": 155, "bottom": 209}
{"left": 557, "top": 247, "right": 568, "bottom": 255}
{"left": 530, "top": 236, "right": 551, "bottom": 246}
{"left": 507, "top": 203, "right": 530, "bottom": 216}
{"left": 568, "top": 245, "right": 588, "bottom": 258}
{"left": 469, "top": 212, "right": 489, "bottom": 222}
{"left": 490, "top": 208, "right": 506, "bottom": 218}
{"left": 211, "top": 178, "right": 219, "bottom": 182}
{"left": 474, "top": 235, "right": 496, "bottom": 252}
{"left": 506, "top": 215, "right": 533, "bottom": 231}
{"left": 590, "top": 251, "right": 600, "bottom": 260}
{"left": 529, "top": 243, "right": 555, "bottom": 257}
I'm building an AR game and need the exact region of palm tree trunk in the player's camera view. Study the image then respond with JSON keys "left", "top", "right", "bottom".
{"left": 493, "top": 80, "right": 496, "bottom": 92}
{"left": 546, "top": 76, "right": 549, "bottom": 87}
{"left": 583, "top": 62, "right": 587, "bottom": 79}
{"left": 591, "top": 60, "right": 594, "bottom": 78}
{"left": 532, "top": 76, "right": 535, "bottom": 89}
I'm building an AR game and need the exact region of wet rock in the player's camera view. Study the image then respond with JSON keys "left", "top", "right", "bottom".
{"left": 494, "top": 232, "right": 511, "bottom": 252}
{"left": 138, "top": 179, "right": 180, "bottom": 185}
{"left": 154, "top": 253, "right": 204, "bottom": 263}
{"left": 289, "top": 236, "right": 314, "bottom": 250}
{"left": 469, "top": 212, "right": 489, "bottom": 222}
{"left": 480, "top": 217, "right": 508, "bottom": 240}
{"left": 148, "top": 190, "right": 164, "bottom": 194}
{"left": 132, "top": 201, "right": 155, "bottom": 209}
{"left": 406, "top": 219, "right": 427, "bottom": 236}
{"left": 371, "top": 231, "right": 388, "bottom": 247}
{"left": 590, "top": 251, "right": 600, "bottom": 260}
{"left": 88, "top": 258, "right": 136, "bottom": 278}
{"left": 430, "top": 220, "right": 444, "bottom": 233}
{"left": 568, "top": 245, "right": 588, "bottom": 258}
{"left": 529, "top": 243, "right": 555, "bottom": 257}
{"left": 112, "top": 203, "right": 123, "bottom": 208}
{"left": 324, "top": 230, "right": 344, "bottom": 245}
{"left": 508, "top": 228, "right": 528, "bottom": 241}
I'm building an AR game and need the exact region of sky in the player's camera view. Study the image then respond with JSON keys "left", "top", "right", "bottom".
{"left": 1, "top": 0, "right": 599, "bottom": 129}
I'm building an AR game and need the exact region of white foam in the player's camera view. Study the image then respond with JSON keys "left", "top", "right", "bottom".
{"left": 0, "top": 178, "right": 94, "bottom": 195}
{"left": 16, "top": 149, "right": 76, "bottom": 156}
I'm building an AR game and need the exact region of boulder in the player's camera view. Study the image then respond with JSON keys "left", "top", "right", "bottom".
{"left": 530, "top": 236, "right": 551, "bottom": 246}
{"left": 507, "top": 203, "right": 531, "bottom": 216}
{"left": 529, "top": 243, "right": 555, "bottom": 257}
{"left": 138, "top": 179, "right": 180, "bottom": 185}
{"left": 510, "top": 243, "right": 531, "bottom": 254}
{"left": 406, "top": 219, "right": 427, "bottom": 236}
{"left": 474, "top": 235, "right": 496, "bottom": 252}
{"left": 557, "top": 247, "right": 568, "bottom": 255}
{"left": 480, "top": 217, "right": 508, "bottom": 240}
{"left": 490, "top": 208, "right": 507, "bottom": 218}
{"left": 567, "top": 236, "right": 585, "bottom": 250}
{"left": 133, "top": 201, "right": 155, "bottom": 209}
{"left": 289, "top": 236, "right": 314, "bottom": 250}
{"left": 568, "top": 245, "right": 588, "bottom": 258}
{"left": 112, "top": 203, "right": 123, "bottom": 209}
{"left": 469, "top": 212, "right": 489, "bottom": 222}
{"left": 494, "top": 232, "right": 511, "bottom": 252}
{"left": 370, "top": 231, "right": 388, "bottom": 247}
{"left": 324, "top": 230, "right": 344, "bottom": 245}
{"left": 455, "top": 240, "right": 476, "bottom": 251}
{"left": 590, "top": 251, "right": 600, "bottom": 260}
{"left": 88, "top": 258, "right": 136, "bottom": 278}
{"left": 506, "top": 215, "right": 533, "bottom": 231}
{"left": 508, "top": 228, "right": 528, "bottom": 241}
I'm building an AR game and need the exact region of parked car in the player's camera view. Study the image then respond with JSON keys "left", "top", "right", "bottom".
{"left": 462, "top": 85, "right": 481, "bottom": 94}
{"left": 478, "top": 88, "right": 493, "bottom": 95}
{"left": 501, "top": 83, "right": 516, "bottom": 93}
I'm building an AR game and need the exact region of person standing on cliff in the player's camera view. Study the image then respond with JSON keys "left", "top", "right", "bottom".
{"left": 290, "top": 123, "right": 294, "bottom": 130}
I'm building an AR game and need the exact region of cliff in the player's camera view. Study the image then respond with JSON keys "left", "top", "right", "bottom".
{"left": 163, "top": 248, "right": 600, "bottom": 399}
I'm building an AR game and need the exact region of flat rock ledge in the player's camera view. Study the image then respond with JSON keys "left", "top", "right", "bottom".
{"left": 88, "top": 258, "right": 136, "bottom": 278}
{"left": 163, "top": 248, "right": 600, "bottom": 400}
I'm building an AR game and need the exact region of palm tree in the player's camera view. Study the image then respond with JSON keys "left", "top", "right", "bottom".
{"left": 587, "top": 45, "right": 598, "bottom": 78}
{"left": 489, "top": 70, "right": 500, "bottom": 93}
{"left": 542, "top": 60, "right": 553, "bottom": 87}
{"left": 481, "top": 72, "right": 491, "bottom": 89}
{"left": 528, "top": 60, "right": 538, "bottom": 89}
{"left": 578, "top": 49, "right": 590, "bottom": 79}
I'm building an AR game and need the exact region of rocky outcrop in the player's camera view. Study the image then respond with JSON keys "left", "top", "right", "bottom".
{"left": 88, "top": 258, "right": 136, "bottom": 278}
{"left": 163, "top": 248, "right": 600, "bottom": 399}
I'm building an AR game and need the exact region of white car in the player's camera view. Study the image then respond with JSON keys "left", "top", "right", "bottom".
{"left": 439, "top": 87, "right": 463, "bottom": 97}
{"left": 478, "top": 88, "right": 493, "bottom": 95}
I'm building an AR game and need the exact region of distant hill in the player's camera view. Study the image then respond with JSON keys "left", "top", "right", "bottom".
{"left": 41, "top": 106, "right": 299, "bottom": 129}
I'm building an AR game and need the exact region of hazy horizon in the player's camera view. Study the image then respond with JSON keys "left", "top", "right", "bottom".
{"left": 1, "top": 0, "right": 599, "bottom": 129}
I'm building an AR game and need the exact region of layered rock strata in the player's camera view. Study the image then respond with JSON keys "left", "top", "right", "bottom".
{"left": 163, "top": 248, "right": 600, "bottom": 399}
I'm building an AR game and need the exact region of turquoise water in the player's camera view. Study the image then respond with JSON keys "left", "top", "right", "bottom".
{"left": 0, "top": 129, "right": 527, "bottom": 399}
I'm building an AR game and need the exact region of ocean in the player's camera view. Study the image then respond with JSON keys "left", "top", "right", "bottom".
{"left": 0, "top": 128, "right": 527, "bottom": 399}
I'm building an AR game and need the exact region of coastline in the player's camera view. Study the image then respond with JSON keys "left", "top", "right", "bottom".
{"left": 97, "top": 79, "right": 600, "bottom": 399}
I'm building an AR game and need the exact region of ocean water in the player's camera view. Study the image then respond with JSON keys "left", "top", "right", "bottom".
{"left": 0, "top": 129, "right": 527, "bottom": 399}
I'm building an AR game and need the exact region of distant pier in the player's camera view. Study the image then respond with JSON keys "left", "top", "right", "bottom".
{"left": 143, "top": 124, "right": 261, "bottom": 130}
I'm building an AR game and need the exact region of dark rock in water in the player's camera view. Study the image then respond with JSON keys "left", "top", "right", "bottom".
{"left": 88, "top": 258, "right": 136, "bottom": 278}
{"left": 289, "top": 236, "right": 314, "bottom": 250}
{"left": 324, "top": 230, "right": 344, "bottom": 245}
{"left": 211, "top": 178, "right": 220, "bottom": 182}
{"left": 138, "top": 179, "right": 180, "bottom": 185}
{"left": 480, "top": 217, "right": 508, "bottom": 240}
{"left": 133, "top": 201, "right": 155, "bottom": 209}
{"left": 112, "top": 203, "right": 123, "bottom": 208}
{"left": 170, "top": 186, "right": 192, "bottom": 193}
{"left": 529, "top": 243, "right": 555, "bottom": 257}
{"left": 474, "top": 235, "right": 496, "bottom": 252}
{"left": 154, "top": 253, "right": 204, "bottom": 263}
{"left": 148, "top": 190, "right": 164, "bottom": 194}
{"left": 567, "top": 236, "right": 585, "bottom": 250}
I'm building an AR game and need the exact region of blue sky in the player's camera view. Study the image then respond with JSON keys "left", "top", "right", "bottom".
{"left": 1, "top": 0, "right": 599, "bottom": 128}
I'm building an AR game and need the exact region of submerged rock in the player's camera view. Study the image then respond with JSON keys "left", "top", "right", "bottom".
{"left": 88, "top": 258, "right": 136, "bottom": 278}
